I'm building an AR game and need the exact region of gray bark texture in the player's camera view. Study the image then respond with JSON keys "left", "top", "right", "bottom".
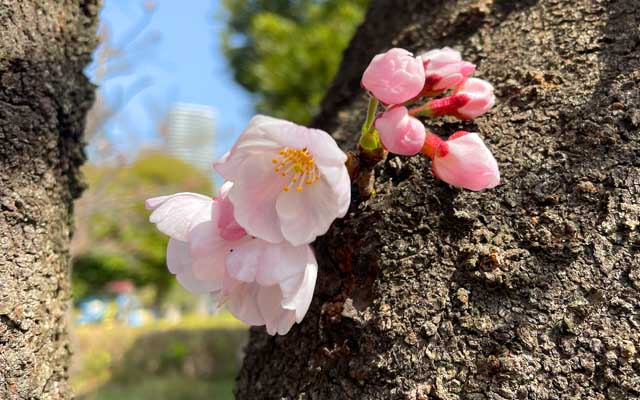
{"left": 0, "top": 1, "right": 99, "bottom": 398}
{"left": 236, "top": 0, "right": 639, "bottom": 399}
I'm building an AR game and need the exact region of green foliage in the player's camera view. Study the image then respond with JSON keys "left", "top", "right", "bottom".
{"left": 72, "top": 152, "right": 213, "bottom": 302}
{"left": 222, "top": 0, "right": 369, "bottom": 124}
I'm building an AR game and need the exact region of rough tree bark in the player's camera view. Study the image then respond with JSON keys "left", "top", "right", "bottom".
{"left": 237, "top": 0, "right": 639, "bottom": 399}
{"left": 0, "top": 1, "right": 99, "bottom": 398}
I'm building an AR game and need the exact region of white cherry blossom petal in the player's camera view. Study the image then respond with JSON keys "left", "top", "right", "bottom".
{"left": 226, "top": 152, "right": 287, "bottom": 243}
{"left": 226, "top": 239, "right": 308, "bottom": 286}
{"left": 255, "top": 242, "right": 308, "bottom": 286}
{"left": 257, "top": 285, "right": 297, "bottom": 335}
{"left": 166, "top": 239, "right": 220, "bottom": 293}
{"left": 280, "top": 247, "right": 317, "bottom": 322}
{"left": 275, "top": 178, "right": 340, "bottom": 246}
{"left": 146, "top": 193, "right": 213, "bottom": 241}
{"left": 227, "top": 282, "right": 265, "bottom": 326}
{"left": 274, "top": 310, "right": 297, "bottom": 335}
{"left": 306, "top": 128, "right": 347, "bottom": 167}
{"left": 225, "top": 239, "right": 263, "bottom": 283}
{"left": 318, "top": 163, "right": 351, "bottom": 217}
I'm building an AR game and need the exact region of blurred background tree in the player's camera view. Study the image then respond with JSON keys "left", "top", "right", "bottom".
{"left": 222, "top": 0, "right": 369, "bottom": 124}
{"left": 72, "top": 152, "right": 213, "bottom": 303}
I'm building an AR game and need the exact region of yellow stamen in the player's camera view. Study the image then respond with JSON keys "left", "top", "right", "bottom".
{"left": 272, "top": 147, "right": 320, "bottom": 193}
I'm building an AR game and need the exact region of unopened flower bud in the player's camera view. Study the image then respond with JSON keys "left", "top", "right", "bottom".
{"left": 362, "top": 48, "right": 425, "bottom": 105}
{"left": 425, "top": 78, "right": 495, "bottom": 120}
{"left": 420, "top": 47, "right": 476, "bottom": 95}
{"left": 374, "top": 106, "right": 426, "bottom": 156}
{"left": 422, "top": 131, "right": 500, "bottom": 191}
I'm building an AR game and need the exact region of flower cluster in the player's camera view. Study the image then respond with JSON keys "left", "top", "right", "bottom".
{"left": 361, "top": 47, "right": 499, "bottom": 190}
{"left": 146, "top": 47, "right": 500, "bottom": 336}
{"left": 147, "top": 116, "right": 350, "bottom": 335}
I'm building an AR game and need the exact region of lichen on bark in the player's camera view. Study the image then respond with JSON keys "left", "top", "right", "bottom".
{"left": 236, "top": 0, "right": 640, "bottom": 399}
{"left": 0, "top": 1, "right": 100, "bottom": 398}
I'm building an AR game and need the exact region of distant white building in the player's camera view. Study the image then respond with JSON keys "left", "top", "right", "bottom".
{"left": 165, "top": 103, "right": 216, "bottom": 174}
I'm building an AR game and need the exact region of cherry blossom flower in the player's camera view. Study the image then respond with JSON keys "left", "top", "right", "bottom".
{"left": 374, "top": 106, "right": 425, "bottom": 156}
{"left": 422, "top": 131, "right": 500, "bottom": 191}
{"left": 361, "top": 48, "right": 425, "bottom": 104}
{"left": 425, "top": 77, "right": 495, "bottom": 120}
{"left": 222, "top": 241, "right": 317, "bottom": 335}
{"left": 420, "top": 47, "right": 476, "bottom": 95}
{"left": 145, "top": 186, "right": 318, "bottom": 335}
{"left": 214, "top": 115, "right": 350, "bottom": 246}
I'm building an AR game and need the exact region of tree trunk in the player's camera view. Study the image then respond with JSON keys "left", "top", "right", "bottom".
{"left": 236, "top": 0, "right": 640, "bottom": 399}
{"left": 0, "top": 1, "right": 99, "bottom": 398}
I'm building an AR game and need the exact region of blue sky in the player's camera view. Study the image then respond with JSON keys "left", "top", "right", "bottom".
{"left": 87, "top": 0, "right": 254, "bottom": 162}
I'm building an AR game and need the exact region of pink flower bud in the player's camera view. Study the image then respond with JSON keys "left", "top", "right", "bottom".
{"left": 420, "top": 47, "right": 476, "bottom": 95}
{"left": 374, "top": 106, "right": 426, "bottom": 156}
{"left": 362, "top": 48, "right": 425, "bottom": 105}
{"left": 425, "top": 78, "right": 495, "bottom": 120}
{"left": 422, "top": 131, "right": 500, "bottom": 191}
{"left": 452, "top": 78, "right": 495, "bottom": 119}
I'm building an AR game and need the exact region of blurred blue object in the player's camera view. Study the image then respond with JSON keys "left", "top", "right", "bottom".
{"left": 115, "top": 292, "right": 145, "bottom": 325}
{"left": 115, "top": 292, "right": 139, "bottom": 310}
{"left": 125, "top": 309, "right": 145, "bottom": 327}
{"left": 76, "top": 297, "right": 107, "bottom": 325}
{"left": 75, "top": 291, "right": 155, "bottom": 326}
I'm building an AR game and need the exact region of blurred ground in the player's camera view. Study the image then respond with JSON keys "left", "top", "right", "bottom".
{"left": 71, "top": 313, "right": 247, "bottom": 399}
